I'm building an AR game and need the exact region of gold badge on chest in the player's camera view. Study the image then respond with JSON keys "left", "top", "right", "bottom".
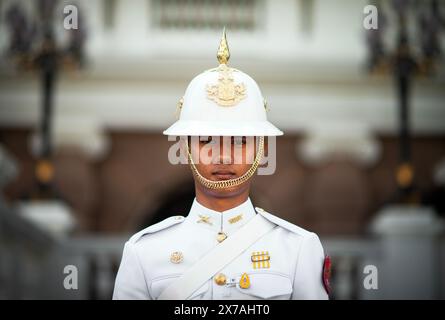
{"left": 251, "top": 251, "right": 270, "bottom": 269}
{"left": 239, "top": 272, "right": 251, "bottom": 289}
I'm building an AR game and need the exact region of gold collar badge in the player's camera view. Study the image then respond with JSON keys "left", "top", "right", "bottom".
{"left": 206, "top": 28, "right": 246, "bottom": 107}
{"left": 197, "top": 214, "right": 213, "bottom": 225}
{"left": 228, "top": 214, "right": 243, "bottom": 224}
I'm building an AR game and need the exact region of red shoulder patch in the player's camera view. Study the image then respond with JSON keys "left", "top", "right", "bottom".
{"left": 322, "top": 255, "right": 332, "bottom": 295}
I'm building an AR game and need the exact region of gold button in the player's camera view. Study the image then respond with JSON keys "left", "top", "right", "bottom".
{"left": 170, "top": 251, "right": 183, "bottom": 264}
{"left": 214, "top": 273, "right": 227, "bottom": 286}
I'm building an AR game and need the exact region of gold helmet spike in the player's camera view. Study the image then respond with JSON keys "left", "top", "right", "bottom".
{"left": 216, "top": 27, "right": 230, "bottom": 65}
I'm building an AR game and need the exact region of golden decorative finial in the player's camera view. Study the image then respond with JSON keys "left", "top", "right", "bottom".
{"left": 206, "top": 27, "right": 246, "bottom": 107}
{"left": 217, "top": 27, "right": 230, "bottom": 65}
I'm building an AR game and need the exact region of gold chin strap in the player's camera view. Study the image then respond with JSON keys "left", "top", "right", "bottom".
{"left": 185, "top": 136, "right": 264, "bottom": 190}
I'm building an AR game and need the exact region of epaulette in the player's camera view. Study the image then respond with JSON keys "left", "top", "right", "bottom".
{"left": 255, "top": 207, "right": 312, "bottom": 237}
{"left": 129, "top": 215, "right": 185, "bottom": 243}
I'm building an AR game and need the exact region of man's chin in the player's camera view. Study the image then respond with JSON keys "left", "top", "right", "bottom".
{"left": 197, "top": 179, "right": 250, "bottom": 197}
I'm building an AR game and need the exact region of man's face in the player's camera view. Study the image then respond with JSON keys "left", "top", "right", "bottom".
{"left": 187, "top": 136, "right": 259, "bottom": 197}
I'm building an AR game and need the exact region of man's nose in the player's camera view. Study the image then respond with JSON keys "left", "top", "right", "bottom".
{"left": 214, "top": 137, "right": 232, "bottom": 164}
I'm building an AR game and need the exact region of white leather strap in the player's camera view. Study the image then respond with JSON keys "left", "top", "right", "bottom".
{"left": 158, "top": 214, "right": 275, "bottom": 300}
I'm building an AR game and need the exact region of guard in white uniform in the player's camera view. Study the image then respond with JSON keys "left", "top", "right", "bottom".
{"left": 113, "top": 30, "right": 330, "bottom": 300}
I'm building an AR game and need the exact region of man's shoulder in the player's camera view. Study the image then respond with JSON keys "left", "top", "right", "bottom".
{"left": 255, "top": 207, "right": 315, "bottom": 239}
{"left": 128, "top": 215, "right": 186, "bottom": 244}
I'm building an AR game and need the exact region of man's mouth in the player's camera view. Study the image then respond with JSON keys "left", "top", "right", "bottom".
{"left": 212, "top": 170, "right": 236, "bottom": 180}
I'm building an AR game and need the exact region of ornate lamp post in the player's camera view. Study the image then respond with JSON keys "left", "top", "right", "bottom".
{"left": 5, "top": 0, "right": 86, "bottom": 199}
{"left": 366, "top": 0, "right": 443, "bottom": 203}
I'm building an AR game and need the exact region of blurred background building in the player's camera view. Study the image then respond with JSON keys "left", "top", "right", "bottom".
{"left": 0, "top": 0, "right": 444, "bottom": 299}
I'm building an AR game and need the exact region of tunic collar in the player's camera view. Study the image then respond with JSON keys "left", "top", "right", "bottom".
{"left": 186, "top": 197, "right": 257, "bottom": 237}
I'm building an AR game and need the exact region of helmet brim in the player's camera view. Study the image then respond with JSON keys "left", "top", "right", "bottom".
{"left": 163, "top": 120, "right": 283, "bottom": 136}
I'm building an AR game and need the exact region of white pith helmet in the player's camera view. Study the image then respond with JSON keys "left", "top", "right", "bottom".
{"left": 163, "top": 29, "right": 283, "bottom": 137}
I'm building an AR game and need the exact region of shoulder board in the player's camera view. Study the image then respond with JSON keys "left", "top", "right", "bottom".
{"left": 129, "top": 215, "right": 185, "bottom": 243}
{"left": 255, "top": 207, "right": 312, "bottom": 237}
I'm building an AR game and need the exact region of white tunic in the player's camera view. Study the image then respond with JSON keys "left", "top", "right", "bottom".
{"left": 113, "top": 198, "right": 329, "bottom": 300}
